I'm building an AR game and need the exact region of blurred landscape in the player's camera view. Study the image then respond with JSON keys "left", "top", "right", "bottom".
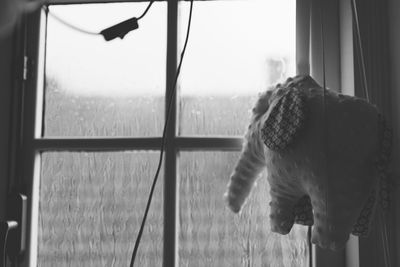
{"left": 37, "top": 79, "right": 309, "bottom": 266}
{"left": 39, "top": 0, "right": 303, "bottom": 264}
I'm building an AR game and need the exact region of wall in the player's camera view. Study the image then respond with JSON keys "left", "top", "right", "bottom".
{"left": 0, "top": 32, "right": 15, "bottom": 220}
{"left": 388, "top": 0, "right": 400, "bottom": 266}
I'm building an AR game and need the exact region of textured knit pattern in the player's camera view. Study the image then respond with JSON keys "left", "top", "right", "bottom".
{"left": 377, "top": 114, "right": 393, "bottom": 210}
{"left": 261, "top": 88, "right": 306, "bottom": 151}
{"left": 224, "top": 75, "right": 393, "bottom": 250}
{"left": 352, "top": 190, "right": 377, "bottom": 236}
{"left": 293, "top": 195, "right": 314, "bottom": 226}
{"left": 352, "top": 114, "right": 393, "bottom": 236}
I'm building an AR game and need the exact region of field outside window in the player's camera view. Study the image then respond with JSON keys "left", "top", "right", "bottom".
{"left": 35, "top": 0, "right": 309, "bottom": 266}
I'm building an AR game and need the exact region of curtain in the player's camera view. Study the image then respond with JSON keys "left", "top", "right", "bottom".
{"left": 352, "top": 1, "right": 395, "bottom": 267}
{"left": 296, "top": 0, "right": 395, "bottom": 266}
{"left": 297, "top": 0, "right": 341, "bottom": 92}
{"left": 353, "top": 0, "right": 391, "bottom": 117}
{"left": 296, "top": 1, "right": 346, "bottom": 266}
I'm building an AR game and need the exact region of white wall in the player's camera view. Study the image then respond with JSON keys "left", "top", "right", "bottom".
{"left": 388, "top": 0, "right": 400, "bottom": 266}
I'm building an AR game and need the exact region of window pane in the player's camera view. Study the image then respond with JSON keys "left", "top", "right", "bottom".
{"left": 44, "top": 3, "right": 166, "bottom": 137}
{"left": 179, "top": 152, "right": 309, "bottom": 266}
{"left": 178, "top": 0, "right": 296, "bottom": 136}
{"left": 38, "top": 152, "right": 163, "bottom": 266}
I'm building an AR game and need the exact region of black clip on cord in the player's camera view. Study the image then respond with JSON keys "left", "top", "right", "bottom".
{"left": 100, "top": 0, "right": 155, "bottom": 41}
{"left": 46, "top": 1, "right": 155, "bottom": 41}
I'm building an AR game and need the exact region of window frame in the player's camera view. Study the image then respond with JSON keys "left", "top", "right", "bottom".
{"left": 21, "top": 2, "right": 245, "bottom": 266}
{"left": 15, "top": 0, "right": 352, "bottom": 266}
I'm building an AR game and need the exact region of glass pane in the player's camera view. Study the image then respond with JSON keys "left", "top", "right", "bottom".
{"left": 179, "top": 152, "right": 309, "bottom": 267}
{"left": 44, "top": 3, "right": 166, "bottom": 137}
{"left": 178, "top": 0, "right": 296, "bottom": 136}
{"left": 38, "top": 152, "right": 163, "bottom": 266}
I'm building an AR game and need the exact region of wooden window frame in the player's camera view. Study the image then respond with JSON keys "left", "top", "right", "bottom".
{"left": 14, "top": 0, "right": 357, "bottom": 266}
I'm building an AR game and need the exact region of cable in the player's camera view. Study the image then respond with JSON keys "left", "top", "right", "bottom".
{"left": 137, "top": 0, "right": 155, "bottom": 20}
{"left": 46, "top": 0, "right": 156, "bottom": 40}
{"left": 47, "top": 9, "right": 100, "bottom": 36}
{"left": 0, "top": 221, "right": 18, "bottom": 267}
{"left": 128, "top": 0, "right": 194, "bottom": 266}
{"left": 350, "top": 0, "right": 370, "bottom": 102}
{"left": 318, "top": 0, "right": 329, "bottom": 251}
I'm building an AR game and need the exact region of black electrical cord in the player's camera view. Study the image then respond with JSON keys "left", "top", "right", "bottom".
{"left": 137, "top": 0, "right": 156, "bottom": 20}
{"left": 128, "top": 0, "right": 194, "bottom": 266}
{"left": 46, "top": 0, "right": 155, "bottom": 40}
{"left": 350, "top": 0, "right": 370, "bottom": 102}
{"left": 47, "top": 9, "right": 100, "bottom": 36}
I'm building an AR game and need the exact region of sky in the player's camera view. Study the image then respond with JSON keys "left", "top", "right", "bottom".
{"left": 46, "top": 0, "right": 296, "bottom": 97}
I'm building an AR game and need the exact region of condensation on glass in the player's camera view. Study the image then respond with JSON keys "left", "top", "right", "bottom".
{"left": 178, "top": 0, "right": 296, "bottom": 136}
{"left": 179, "top": 152, "right": 309, "bottom": 267}
{"left": 38, "top": 1, "right": 305, "bottom": 266}
{"left": 43, "top": 3, "right": 167, "bottom": 137}
{"left": 37, "top": 152, "right": 163, "bottom": 266}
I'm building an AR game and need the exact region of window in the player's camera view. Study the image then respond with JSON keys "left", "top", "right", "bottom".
{"left": 19, "top": 0, "right": 317, "bottom": 266}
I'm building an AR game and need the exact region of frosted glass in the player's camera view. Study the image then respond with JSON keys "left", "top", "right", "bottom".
{"left": 38, "top": 152, "right": 163, "bottom": 266}
{"left": 179, "top": 152, "right": 309, "bottom": 267}
{"left": 178, "top": 0, "right": 296, "bottom": 136}
{"left": 44, "top": 3, "right": 166, "bottom": 137}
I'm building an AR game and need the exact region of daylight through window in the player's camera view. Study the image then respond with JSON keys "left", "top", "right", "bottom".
{"left": 31, "top": 0, "right": 309, "bottom": 266}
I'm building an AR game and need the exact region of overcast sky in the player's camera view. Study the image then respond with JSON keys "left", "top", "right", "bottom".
{"left": 46, "top": 0, "right": 295, "bottom": 97}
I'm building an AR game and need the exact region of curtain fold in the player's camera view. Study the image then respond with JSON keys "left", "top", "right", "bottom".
{"left": 352, "top": 1, "right": 395, "bottom": 267}
{"left": 353, "top": 0, "right": 392, "bottom": 118}
{"left": 296, "top": 0, "right": 311, "bottom": 76}
{"left": 296, "top": 2, "right": 346, "bottom": 266}
{"left": 296, "top": 0, "right": 341, "bottom": 91}
{"left": 296, "top": 0, "right": 396, "bottom": 266}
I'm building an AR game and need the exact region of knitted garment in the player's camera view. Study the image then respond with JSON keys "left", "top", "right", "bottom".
{"left": 225, "top": 75, "right": 393, "bottom": 250}
{"left": 261, "top": 88, "right": 306, "bottom": 151}
{"left": 352, "top": 114, "right": 392, "bottom": 236}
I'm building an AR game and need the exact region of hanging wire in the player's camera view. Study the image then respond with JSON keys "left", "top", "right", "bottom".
{"left": 46, "top": 0, "right": 156, "bottom": 38}
{"left": 350, "top": 0, "right": 370, "bottom": 102}
{"left": 352, "top": 1, "right": 391, "bottom": 265}
{"left": 47, "top": 9, "right": 101, "bottom": 36}
{"left": 128, "top": 0, "right": 194, "bottom": 265}
{"left": 378, "top": 209, "right": 392, "bottom": 267}
{"left": 318, "top": 0, "right": 329, "bottom": 248}
{"left": 137, "top": 0, "right": 155, "bottom": 20}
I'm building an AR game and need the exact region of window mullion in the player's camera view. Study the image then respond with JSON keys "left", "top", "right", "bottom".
{"left": 32, "top": 137, "right": 163, "bottom": 151}
{"left": 164, "top": 0, "right": 178, "bottom": 266}
{"left": 176, "top": 137, "right": 243, "bottom": 151}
